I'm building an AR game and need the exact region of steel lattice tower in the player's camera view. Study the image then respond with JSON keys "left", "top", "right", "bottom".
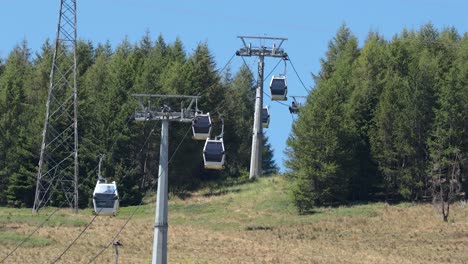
{"left": 33, "top": 0, "right": 79, "bottom": 213}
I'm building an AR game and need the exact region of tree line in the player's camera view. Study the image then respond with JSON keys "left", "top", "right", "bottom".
{"left": 286, "top": 24, "right": 468, "bottom": 213}
{"left": 0, "top": 33, "right": 278, "bottom": 208}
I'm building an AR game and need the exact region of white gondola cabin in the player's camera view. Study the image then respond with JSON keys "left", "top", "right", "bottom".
{"left": 262, "top": 106, "right": 270, "bottom": 128}
{"left": 270, "top": 75, "right": 287, "bottom": 101}
{"left": 192, "top": 113, "right": 212, "bottom": 140}
{"left": 203, "top": 139, "right": 225, "bottom": 170}
{"left": 93, "top": 180, "right": 119, "bottom": 216}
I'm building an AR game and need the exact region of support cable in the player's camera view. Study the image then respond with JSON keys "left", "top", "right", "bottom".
{"left": 218, "top": 53, "right": 236, "bottom": 76}
{"left": 287, "top": 56, "right": 310, "bottom": 93}
{"left": 0, "top": 208, "right": 60, "bottom": 263}
{"left": 49, "top": 121, "right": 159, "bottom": 263}
{"left": 2, "top": 43, "right": 235, "bottom": 264}
{"left": 51, "top": 213, "right": 100, "bottom": 263}
{"left": 88, "top": 54, "right": 236, "bottom": 263}
{"left": 240, "top": 56, "right": 258, "bottom": 84}
{"left": 87, "top": 125, "right": 192, "bottom": 263}
{"left": 6, "top": 51, "right": 237, "bottom": 263}
{"left": 240, "top": 55, "right": 290, "bottom": 109}
{"left": 169, "top": 125, "right": 192, "bottom": 163}
{"left": 263, "top": 58, "right": 282, "bottom": 82}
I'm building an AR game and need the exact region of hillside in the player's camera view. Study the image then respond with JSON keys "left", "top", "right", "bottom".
{"left": 1, "top": 176, "right": 468, "bottom": 263}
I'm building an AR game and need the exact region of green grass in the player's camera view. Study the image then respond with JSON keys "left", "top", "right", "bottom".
{"left": 0, "top": 232, "right": 54, "bottom": 247}
{"left": 168, "top": 176, "right": 381, "bottom": 230}
{"left": 0, "top": 209, "right": 88, "bottom": 227}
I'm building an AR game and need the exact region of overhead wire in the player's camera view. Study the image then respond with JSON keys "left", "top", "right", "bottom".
{"left": 2, "top": 75, "right": 154, "bottom": 263}
{"left": 239, "top": 55, "right": 292, "bottom": 110}
{"left": 264, "top": 58, "right": 282, "bottom": 82}
{"left": 55, "top": 46, "right": 296, "bottom": 263}
{"left": 0, "top": 207, "right": 60, "bottom": 263}
{"left": 2, "top": 46, "right": 237, "bottom": 264}
{"left": 86, "top": 126, "right": 193, "bottom": 263}
{"left": 218, "top": 53, "right": 236, "bottom": 76}
{"left": 86, "top": 54, "right": 237, "bottom": 263}
{"left": 51, "top": 213, "right": 100, "bottom": 263}
{"left": 48, "top": 121, "right": 159, "bottom": 263}
{"left": 40, "top": 50, "right": 170, "bottom": 260}
{"left": 86, "top": 201, "right": 141, "bottom": 263}
{"left": 29, "top": 46, "right": 300, "bottom": 263}
{"left": 287, "top": 56, "right": 311, "bottom": 93}
{"left": 42, "top": 103, "right": 155, "bottom": 263}
{"left": 57, "top": 36, "right": 460, "bottom": 261}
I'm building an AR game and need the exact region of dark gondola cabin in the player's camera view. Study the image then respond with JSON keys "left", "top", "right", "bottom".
{"left": 192, "top": 113, "right": 212, "bottom": 140}
{"left": 203, "top": 139, "right": 225, "bottom": 170}
{"left": 93, "top": 180, "right": 119, "bottom": 216}
{"left": 270, "top": 75, "right": 287, "bottom": 101}
{"left": 289, "top": 101, "right": 300, "bottom": 114}
{"left": 262, "top": 106, "right": 270, "bottom": 128}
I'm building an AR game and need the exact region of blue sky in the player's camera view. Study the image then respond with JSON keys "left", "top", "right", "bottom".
{"left": 0, "top": 0, "right": 466, "bottom": 172}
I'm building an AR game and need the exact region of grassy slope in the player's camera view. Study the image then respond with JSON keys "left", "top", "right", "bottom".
{"left": 1, "top": 176, "right": 468, "bottom": 263}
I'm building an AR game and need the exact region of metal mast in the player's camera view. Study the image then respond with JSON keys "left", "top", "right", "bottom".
{"left": 236, "top": 36, "right": 288, "bottom": 180}
{"left": 33, "top": 0, "right": 79, "bottom": 214}
{"left": 133, "top": 94, "right": 200, "bottom": 264}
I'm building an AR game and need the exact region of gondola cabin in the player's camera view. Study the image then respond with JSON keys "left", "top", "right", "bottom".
{"left": 93, "top": 180, "right": 119, "bottom": 216}
{"left": 192, "top": 113, "right": 212, "bottom": 140}
{"left": 289, "top": 101, "right": 300, "bottom": 114}
{"left": 270, "top": 75, "right": 287, "bottom": 101}
{"left": 262, "top": 106, "right": 270, "bottom": 128}
{"left": 203, "top": 139, "right": 225, "bottom": 170}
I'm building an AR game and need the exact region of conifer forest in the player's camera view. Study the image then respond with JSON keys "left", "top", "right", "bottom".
{"left": 0, "top": 24, "right": 467, "bottom": 214}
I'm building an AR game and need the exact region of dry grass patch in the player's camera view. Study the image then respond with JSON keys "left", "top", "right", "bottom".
{"left": 2, "top": 177, "right": 468, "bottom": 263}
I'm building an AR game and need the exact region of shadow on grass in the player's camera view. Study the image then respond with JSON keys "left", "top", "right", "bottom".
{"left": 245, "top": 225, "right": 273, "bottom": 231}
{"left": 202, "top": 188, "right": 241, "bottom": 197}
{"left": 170, "top": 175, "right": 258, "bottom": 200}
{"left": 173, "top": 190, "right": 193, "bottom": 200}
{"left": 297, "top": 209, "right": 321, "bottom": 216}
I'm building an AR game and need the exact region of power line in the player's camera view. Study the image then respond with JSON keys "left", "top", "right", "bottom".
{"left": 87, "top": 203, "right": 142, "bottom": 263}
{"left": 51, "top": 213, "right": 100, "bottom": 263}
{"left": 2, "top": 49, "right": 244, "bottom": 264}
{"left": 218, "top": 53, "right": 236, "bottom": 76}
{"left": 48, "top": 121, "right": 159, "bottom": 262}
{"left": 169, "top": 125, "right": 192, "bottom": 163}
{"left": 86, "top": 126, "right": 190, "bottom": 263}
{"left": 240, "top": 54, "right": 291, "bottom": 110}
{"left": 264, "top": 58, "right": 283, "bottom": 82}
{"left": 4, "top": 114, "right": 156, "bottom": 263}
{"left": 86, "top": 53, "right": 238, "bottom": 263}
{"left": 0, "top": 207, "right": 60, "bottom": 263}
{"left": 240, "top": 55, "right": 258, "bottom": 84}
{"left": 2, "top": 105, "right": 146, "bottom": 261}
{"left": 287, "top": 56, "right": 310, "bottom": 93}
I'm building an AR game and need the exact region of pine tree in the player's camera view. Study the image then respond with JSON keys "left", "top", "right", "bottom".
{"left": 286, "top": 25, "right": 360, "bottom": 210}
{"left": 427, "top": 31, "right": 467, "bottom": 220}
{"left": 262, "top": 135, "right": 279, "bottom": 176}
{"left": 347, "top": 32, "right": 388, "bottom": 199}
{"left": 0, "top": 41, "right": 36, "bottom": 206}
{"left": 222, "top": 65, "right": 255, "bottom": 177}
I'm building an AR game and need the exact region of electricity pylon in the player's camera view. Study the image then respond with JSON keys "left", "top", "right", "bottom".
{"left": 33, "top": 0, "right": 79, "bottom": 214}
{"left": 236, "top": 36, "right": 288, "bottom": 179}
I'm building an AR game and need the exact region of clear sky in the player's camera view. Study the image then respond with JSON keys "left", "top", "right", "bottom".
{"left": 0, "top": 0, "right": 466, "bottom": 172}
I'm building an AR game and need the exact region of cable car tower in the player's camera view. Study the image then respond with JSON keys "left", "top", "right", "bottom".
{"left": 33, "top": 0, "right": 79, "bottom": 214}
{"left": 236, "top": 36, "right": 288, "bottom": 179}
{"left": 133, "top": 93, "right": 200, "bottom": 264}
